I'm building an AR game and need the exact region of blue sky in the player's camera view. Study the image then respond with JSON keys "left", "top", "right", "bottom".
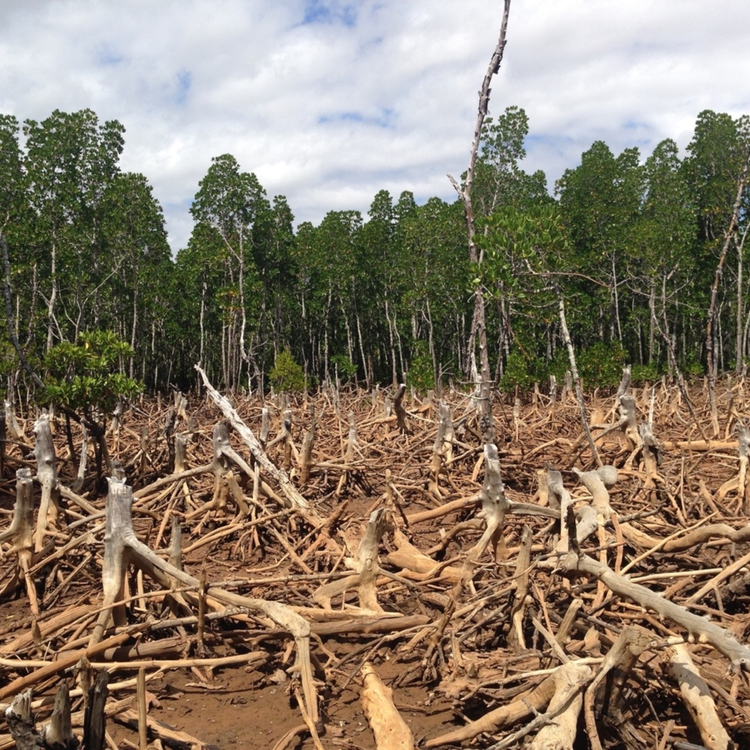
{"left": 1, "top": 0, "right": 749, "bottom": 252}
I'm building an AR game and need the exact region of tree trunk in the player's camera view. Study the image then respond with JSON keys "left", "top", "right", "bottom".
{"left": 447, "top": 0, "right": 511, "bottom": 444}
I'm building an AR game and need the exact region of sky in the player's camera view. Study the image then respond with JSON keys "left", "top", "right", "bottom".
{"left": 1, "top": 0, "right": 749, "bottom": 254}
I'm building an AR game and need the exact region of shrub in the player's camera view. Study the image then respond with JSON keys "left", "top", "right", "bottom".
{"left": 500, "top": 350, "right": 538, "bottom": 392}
{"left": 406, "top": 344, "right": 435, "bottom": 392}
{"left": 631, "top": 362, "right": 660, "bottom": 384}
{"left": 330, "top": 354, "right": 358, "bottom": 382}
{"left": 43, "top": 330, "right": 142, "bottom": 416}
{"left": 576, "top": 341, "right": 627, "bottom": 389}
{"left": 269, "top": 350, "right": 306, "bottom": 393}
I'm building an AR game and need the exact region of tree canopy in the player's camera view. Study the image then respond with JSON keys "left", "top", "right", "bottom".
{"left": 2, "top": 105, "right": 750, "bottom": 396}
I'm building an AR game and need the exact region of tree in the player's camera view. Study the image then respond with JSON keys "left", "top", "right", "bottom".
{"left": 23, "top": 109, "right": 125, "bottom": 350}
{"left": 397, "top": 197, "right": 470, "bottom": 385}
{"left": 43, "top": 330, "right": 142, "bottom": 482}
{"left": 686, "top": 111, "right": 750, "bottom": 384}
{"left": 556, "top": 141, "right": 643, "bottom": 346}
{"left": 448, "top": 0, "right": 512, "bottom": 442}
{"left": 473, "top": 106, "right": 550, "bottom": 218}
{"left": 630, "top": 139, "right": 697, "bottom": 372}
{"left": 189, "top": 154, "right": 271, "bottom": 390}
{"left": 98, "top": 172, "right": 174, "bottom": 387}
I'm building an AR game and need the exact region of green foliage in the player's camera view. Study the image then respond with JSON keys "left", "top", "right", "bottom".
{"left": 5, "top": 104, "right": 750, "bottom": 396}
{"left": 43, "top": 331, "right": 142, "bottom": 416}
{"left": 269, "top": 350, "right": 306, "bottom": 393}
{"left": 576, "top": 341, "right": 627, "bottom": 389}
{"left": 330, "top": 354, "right": 358, "bottom": 382}
{"left": 631, "top": 362, "right": 661, "bottom": 384}
{"left": 500, "top": 350, "right": 539, "bottom": 392}
{"left": 406, "top": 343, "right": 435, "bottom": 393}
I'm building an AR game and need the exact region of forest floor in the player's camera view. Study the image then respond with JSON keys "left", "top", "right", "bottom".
{"left": 2, "top": 378, "right": 750, "bottom": 749}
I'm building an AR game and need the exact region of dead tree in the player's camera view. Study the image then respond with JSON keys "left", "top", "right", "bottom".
{"left": 447, "top": 0, "right": 512, "bottom": 443}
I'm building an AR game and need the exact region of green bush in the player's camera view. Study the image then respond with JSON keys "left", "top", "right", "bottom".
{"left": 576, "top": 341, "right": 627, "bottom": 389}
{"left": 330, "top": 354, "right": 358, "bottom": 382}
{"left": 406, "top": 344, "right": 435, "bottom": 392}
{"left": 43, "top": 330, "right": 142, "bottom": 415}
{"left": 269, "top": 350, "right": 306, "bottom": 393}
{"left": 500, "top": 350, "right": 539, "bottom": 392}
{"left": 631, "top": 362, "right": 660, "bottom": 384}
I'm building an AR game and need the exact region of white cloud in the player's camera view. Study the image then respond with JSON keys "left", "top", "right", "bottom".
{"left": 1, "top": 0, "right": 749, "bottom": 251}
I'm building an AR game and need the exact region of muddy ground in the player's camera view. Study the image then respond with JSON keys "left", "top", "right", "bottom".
{"left": 2, "top": 378, "right": 750, "bottom": 749}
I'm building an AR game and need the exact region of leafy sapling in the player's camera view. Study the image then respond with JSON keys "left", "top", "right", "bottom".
{"left": 43, "top": 330, "right": 142, "bottom": 486}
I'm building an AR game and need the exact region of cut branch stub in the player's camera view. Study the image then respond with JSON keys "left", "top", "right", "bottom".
{"left": 574, "top": 465, "right": 618, "bottom": 521}
{"left": 394, "top": 383, "right": 408, "bottom": 435}
{"left": 455, "top": 444, "right": 509, "bottom": 595}
{"left": 313, "top": 508, "right": 390, "bottom": 612}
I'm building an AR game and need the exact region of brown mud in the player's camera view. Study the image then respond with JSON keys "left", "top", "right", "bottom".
{"left": 2, "top": 379, "right": 750, "bottom": 749}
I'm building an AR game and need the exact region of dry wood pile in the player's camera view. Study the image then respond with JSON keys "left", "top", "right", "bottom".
{"left": 3, "top": 371, "right": 750, "bottom": 749}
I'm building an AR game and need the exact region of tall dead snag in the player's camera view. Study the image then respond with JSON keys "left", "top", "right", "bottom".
{"left": 32, "top": 412, "right": 61, "bottom": 552}
{"left": 558, "top": 295, "right": 601, "bottom": 468}
{"left": 448, "top": 0, "right": 511, "bottom": 442}
{"left": 195, "top": 364, "right": 321, "bottom": 526}
{"left": 91, "top": 476, "right": 319, "bottom": 724}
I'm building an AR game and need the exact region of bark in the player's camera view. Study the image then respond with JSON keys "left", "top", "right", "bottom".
{"left": 455, "top": 444, "right": 508, "bottom": 594}
{"left": 32, "top": 413, "right": 61, "bottom": 552}
{"left": 195, "top": 365, "right": 320, "bottom": 525}
{"left": 558, "top": 295, "right": 601, "bottom": 467}
{"left": 313, "top": 508, "right": 389, "bottom": 612}
{"left": 91, "top": 476, "right": 319, "bottom": 723}
{"left": 552, "top": 548, "right": 750, "bottom": 670}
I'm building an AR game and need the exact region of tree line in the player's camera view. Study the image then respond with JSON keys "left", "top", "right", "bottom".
{"left": 0, "top": 106, "right": 748, "bottom": 398}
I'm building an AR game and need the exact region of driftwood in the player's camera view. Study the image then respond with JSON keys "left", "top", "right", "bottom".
{"left": 89, "top": 476, "right": 320, "bottom": 724}
{"left": 360, "top": 662, "right": 416, "bottom": 750}
{"left": 4, "top": 379, "right": 750, "bottom": 748}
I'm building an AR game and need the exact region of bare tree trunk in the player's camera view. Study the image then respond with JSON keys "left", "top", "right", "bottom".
{"left": 737, "top": 223, "right": 750, "bottom": 373}
{"left": 707, "top": 159, "right": 749, "bottom": 434}
{"left": 447, "top": 0, "right": 511, "bottom": 444}
{"left": 46, "top": 234, "right": 58, "bottom": 352}
{"left": 558, "top": 295, "right": 601, "bottom": 467}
